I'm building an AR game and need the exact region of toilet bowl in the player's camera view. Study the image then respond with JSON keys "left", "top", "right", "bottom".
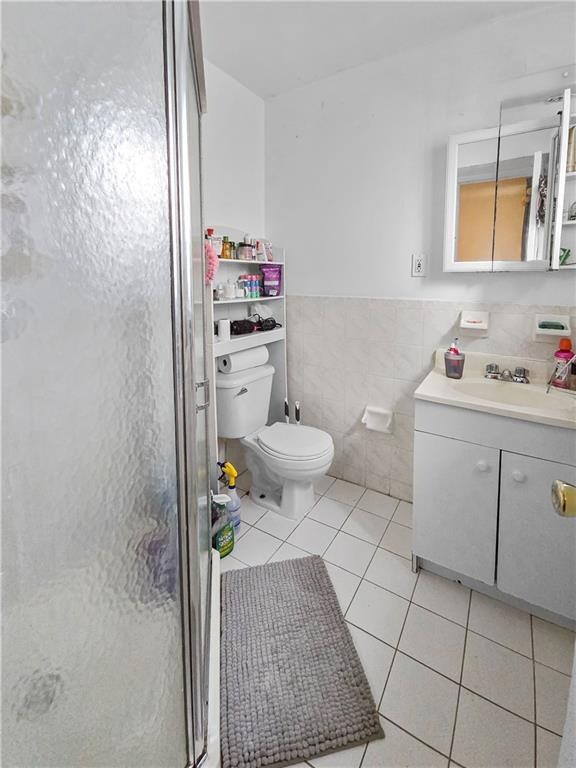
{"left": 242, "top": 422, "right": 334, "bottom": 519}
{"left": 215, "top": 364, "right": 334, "bottom": 519}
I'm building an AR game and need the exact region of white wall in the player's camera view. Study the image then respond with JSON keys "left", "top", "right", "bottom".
{"left": 202, "top": 60, "right": 265, "bottom": 235}
{"left": 266, "top": 5, "right": 576, "bottom": 306}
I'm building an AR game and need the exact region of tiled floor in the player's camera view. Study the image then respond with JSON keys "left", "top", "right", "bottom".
{"left": 223, "top": 474, "right": 575, "bottom": 768}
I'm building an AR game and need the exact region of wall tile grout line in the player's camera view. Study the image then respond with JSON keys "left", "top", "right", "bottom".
{"left": 448, "top": 587, "right": 473, "bottom": 765}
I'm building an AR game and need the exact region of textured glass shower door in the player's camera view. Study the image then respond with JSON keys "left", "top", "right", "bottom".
{"left": 2, "top": 2, "right": 210, "bottom": 766}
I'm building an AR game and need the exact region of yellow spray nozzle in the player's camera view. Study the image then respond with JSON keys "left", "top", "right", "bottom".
{"left": 219, "top": 461, "right": 238, "bottom": 488}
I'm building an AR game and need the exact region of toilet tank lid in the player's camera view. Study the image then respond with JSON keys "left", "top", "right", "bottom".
{"left": 215, "top": 363, "right": 275, "bottom": 389}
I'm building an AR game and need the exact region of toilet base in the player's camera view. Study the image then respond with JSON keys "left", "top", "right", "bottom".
{"left": 245, "top": 448, "right": 317, "bottom": 520}
{"left": 249, "top": 479, "right": 314, "bottom": 521}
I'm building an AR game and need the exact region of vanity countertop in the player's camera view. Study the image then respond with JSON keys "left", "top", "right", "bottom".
{"left": 415, "top": 351, "right": 576, "bottom": 430}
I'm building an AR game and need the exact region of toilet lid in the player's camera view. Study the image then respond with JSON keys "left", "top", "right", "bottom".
{"left": 258, "top": 422, "right": 333, "bottom": 460}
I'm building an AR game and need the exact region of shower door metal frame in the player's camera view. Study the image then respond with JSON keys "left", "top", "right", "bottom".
{"left": 164, "top": 1, "right": 211, "bottom": 766}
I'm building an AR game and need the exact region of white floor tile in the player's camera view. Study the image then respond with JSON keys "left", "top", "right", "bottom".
{"left": 308, "top": 496, "right": 353, "bottom": 529}
{"left": 254, "top": 510, "right": 300, "bottom": 540}
{"left": 452, "top": 688, "right": 534, "bottom": 768}
{"left": 537, "top": 727, "right": 562, "bottom": 768}
{"left": 364, "top": 717, "right": 448, "bottom": 768}
{"left": 235, "top": 523, "right": 250, "bottom": 541}
{"left": 380, "top": 652, "right": 459, "bottom": 756}
{"left": 364, "top": 548, "right": 418, "bottom": 600}
{"left": 462, "top": 632, "right": 534, "bottom": 720}
{"left": 286, "top": 517, "right": 337, "bottom": 555}
{"left": 412, "top": 571, "right": 470, "bottom": 627}
{"left": 324, "top": 561, "right": 361, "bottom": 614}
{"left": 232, "top": 526, "right": 281, "bottom": 566}
{"left": 379, "top": 522, "right": 413, "bottom": 559}
{"left": 313, "top": 474, "right": 336, "bottom": 496}
{"left": 347, "top": 623, "right": 395, "bottom": 703}
{"left": 267, "top": 542, "right": 310, "bottom": 563}
{"left": 392, "top": 500, "right": 413, "bottom": 528}
{"left": 399, "top": 604, "right": 465, "bottom": 682}
{"left": 341, "top": 508, "right": 390, "bottom": 544}
{"left": 239, "top": 495, "right": 267, "bottom": 526}
{"left": 535, "top": 662, "right": 571, "bottom": 734}
{"left": 220, "top": 555, "right": 248, "bottom": 573}
{"left": 309, "top": 743, "right": 365, "bottom": 768}
{"left": 323, "top": 531, "right": 377, "bottom": 576}
{"left": 468, "top": 591, "right": 532, "bottom": 657}
{"left": 325, "top": 478, "right": 365, "bottom": 506}
{"left": 533, "top": 616, "right": 576, "bottom": 676}
{"left": 346, "top": 580, "right": 409, "bottom": 647}
{"left": 357, "top": 489, "right": 399, "bottom": 519}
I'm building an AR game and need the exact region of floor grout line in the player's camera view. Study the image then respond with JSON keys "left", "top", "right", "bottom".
{"left": 531, "top": 615, "right": 537, "bottom": 768}
{"left": 449, "top": 589, "right": 473, "bottom": 765}
{"left": 376, "top": 557, "right": 420, "bottom": 715}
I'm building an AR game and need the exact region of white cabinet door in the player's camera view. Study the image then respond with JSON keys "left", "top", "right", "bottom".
{"left": 498, "top": 452, "right": 576, "bottom": 620}
{"left": 413, "top": 431, "right": 500, "bottom": 584}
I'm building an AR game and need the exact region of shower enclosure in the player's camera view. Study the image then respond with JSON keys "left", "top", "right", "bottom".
{"left": 1, "top": 2, "right": 214, "bottom": 766}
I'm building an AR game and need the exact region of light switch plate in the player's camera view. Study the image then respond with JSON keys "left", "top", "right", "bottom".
{"left": 411, "top": 253, "right": 427, "bottom": 277}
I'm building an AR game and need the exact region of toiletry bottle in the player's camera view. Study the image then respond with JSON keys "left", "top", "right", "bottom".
{"left": 221, "top": 236, "right": 231, "bottom": 260}
{"left": 444, "top": 338, "right": 465, "bottom": 379}
{"left": 552, "top": 338, "right": 573, "bottom": 389}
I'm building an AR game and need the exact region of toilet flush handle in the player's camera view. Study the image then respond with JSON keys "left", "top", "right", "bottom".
{"left": 235, "top": 387, "right": 248, "bottom": 397}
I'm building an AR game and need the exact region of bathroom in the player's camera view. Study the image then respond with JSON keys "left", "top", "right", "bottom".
{"left": 2, "top": 1, "right": 575, "bottom": 767}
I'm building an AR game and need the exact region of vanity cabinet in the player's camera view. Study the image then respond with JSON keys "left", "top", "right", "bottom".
{"left": 498, "top": 453, "right": 576, "bottom": 620}
{"left": 413, "top": 400, "right": 576, "bottom": 622}
{"left": 413, "top": 432, "right": 499, "bottom": 584}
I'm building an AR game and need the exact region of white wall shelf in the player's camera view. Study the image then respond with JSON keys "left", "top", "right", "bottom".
{"left": 216, "top": 259, "right": 283, "bottom": 266}
{"left": 212, "top": 327, "right": 285, "bottom": 358}
{"left": 214, "top": 295, "right": 284, "bottom": 305}
{"left": 206, "top": 225, "right": 288, "bottom": 453}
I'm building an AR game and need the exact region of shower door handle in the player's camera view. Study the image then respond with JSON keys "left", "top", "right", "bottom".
{"left": 195, "top": 379, "right": 210, "bottom": 413}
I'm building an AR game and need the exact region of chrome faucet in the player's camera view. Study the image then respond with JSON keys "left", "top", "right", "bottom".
{"left": 485, "top": 364, "right": 530, "bottom": 383}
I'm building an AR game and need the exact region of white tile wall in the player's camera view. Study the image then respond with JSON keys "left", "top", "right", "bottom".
{"left": 287, "top": 296, "right": 576, "bottom": 499}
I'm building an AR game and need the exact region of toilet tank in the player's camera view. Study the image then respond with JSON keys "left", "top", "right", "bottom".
{"left": 215, "top": 364, "right": 275, "bottom": 439}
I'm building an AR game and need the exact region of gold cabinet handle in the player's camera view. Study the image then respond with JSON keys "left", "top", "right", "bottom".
{"left": 551, "top": 480, "right": 576, "bottom": 518}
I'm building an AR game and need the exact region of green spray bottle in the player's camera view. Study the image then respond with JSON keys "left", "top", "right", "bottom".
{"left": 211, "top": 493, "right": 235, "bottom": 558}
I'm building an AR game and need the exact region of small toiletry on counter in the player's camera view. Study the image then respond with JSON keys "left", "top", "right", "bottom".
{"left": 551, "top": 338, "right": 574, "bottom": 389}
{"left": 211, "top": 493, "right": 234, "bottom": 557}
{"left": 444, "top": 338, "right": 465, "bottom": 379}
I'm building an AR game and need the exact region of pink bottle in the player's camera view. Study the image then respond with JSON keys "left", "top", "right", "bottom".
{"left": 552, "top": 338, "right": 573, "bottom": 389}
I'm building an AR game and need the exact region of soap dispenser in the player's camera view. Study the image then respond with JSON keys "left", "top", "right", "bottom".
{"left": 444, "top": 338, "right": 465, "bottom": 379}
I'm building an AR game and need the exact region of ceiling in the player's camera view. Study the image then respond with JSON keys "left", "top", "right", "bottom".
{"left": 200, "top": 1, "right": 561, "bottom": 99}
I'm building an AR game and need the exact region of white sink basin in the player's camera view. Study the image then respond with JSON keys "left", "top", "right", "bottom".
{"left": 454, "top": 378, "right": 575, "bottom": 414}
{"left": 415, "top": 363, "right": 576, "bottom": 430}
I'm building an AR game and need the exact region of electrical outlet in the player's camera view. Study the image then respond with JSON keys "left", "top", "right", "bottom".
{"left": 411, "top": 253, "right": 427, "bottom": 277}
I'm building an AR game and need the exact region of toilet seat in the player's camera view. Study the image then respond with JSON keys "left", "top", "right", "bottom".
{"left": 257, "top": 422, "right": 333, "bottom": 461}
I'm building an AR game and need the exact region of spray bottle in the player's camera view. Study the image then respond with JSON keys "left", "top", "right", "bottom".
{"left": 218, "top": 461, "right": 242, "bottom": 534}
{"left": 211, "top": 493, "right": 234, "bottom": 558}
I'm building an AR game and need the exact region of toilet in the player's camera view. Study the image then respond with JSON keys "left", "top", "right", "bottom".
{"left": 215, "top": 363, "right": 334, "bottom": 519}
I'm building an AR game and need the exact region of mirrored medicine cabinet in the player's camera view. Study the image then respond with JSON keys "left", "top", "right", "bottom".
{"left": 444, "top": 86, "right": 576, "bottom": 273}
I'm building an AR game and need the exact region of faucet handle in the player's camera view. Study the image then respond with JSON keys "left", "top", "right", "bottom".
{"left": 485, "top": 363, "right": 500, "bottom": 379}
{"left": 513, "top": 367, "right": 530, "bottom": 383}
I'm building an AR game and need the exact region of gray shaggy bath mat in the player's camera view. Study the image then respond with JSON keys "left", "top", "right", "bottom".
{"left": 220, "top": 555, "right": 383, "bottom": 768}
